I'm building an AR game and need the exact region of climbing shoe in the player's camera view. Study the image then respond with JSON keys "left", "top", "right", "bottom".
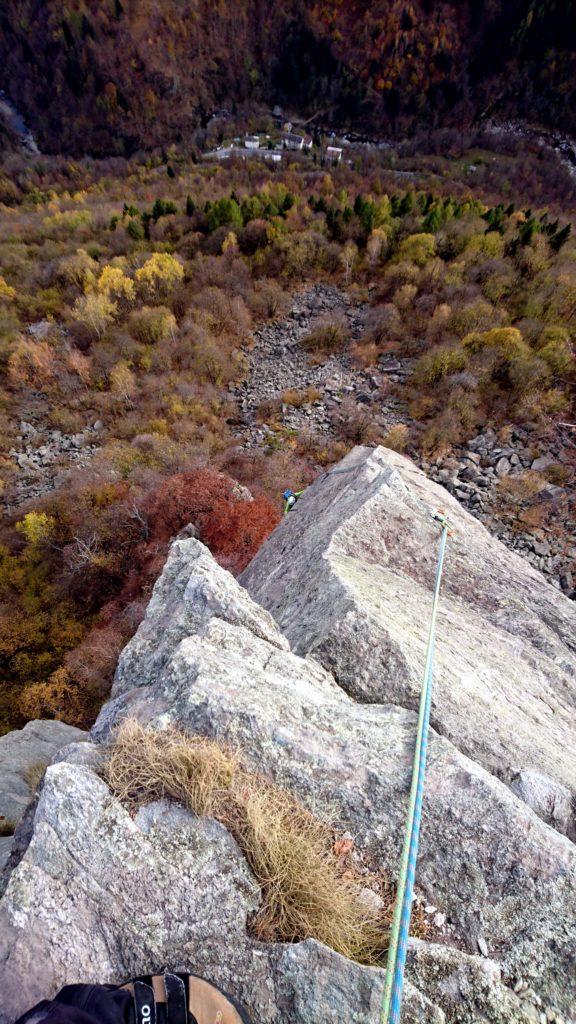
{"left": 14, "top": 974, "right": 253, "bottom": 1024}
{"left": 122, "top": 972, "right": 254, "bottom": 1024}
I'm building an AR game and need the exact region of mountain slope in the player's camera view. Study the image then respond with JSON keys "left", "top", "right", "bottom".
{"left": 0, "top": 0, "right": 575, "bottom": 155}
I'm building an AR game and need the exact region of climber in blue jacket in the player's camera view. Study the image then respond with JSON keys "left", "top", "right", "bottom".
{"left": 283, "top": 488, "right": 305, "bottom": 514}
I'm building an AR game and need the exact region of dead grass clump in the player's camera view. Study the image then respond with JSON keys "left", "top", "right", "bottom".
{"left": 105, "top": 719, "right": 390, "bottom": 963}
{"left": 105, "top": 720, "right": 236, "bottom": 818}
{"left": 255, "top": 396, "right": 282, "bottom": 423}
{"left": 496, "top": 470, "right": 547, "bottom": 505}
{"left": 350, "top": 341, "right": 379, "bottom": 368}
{"left": 281, "top": 386, "right": 322, "bottom": 407}
{"left": 300, "top": 319, "right": 349, "bottom": 357}
{"left": 23, "top": 760, "right": 50, "bottom": 792}
{"left": 382, "top": 424, "right": 410, "bottom": 453}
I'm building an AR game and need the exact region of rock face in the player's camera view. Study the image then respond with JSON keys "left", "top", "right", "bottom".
{"left": 0, "top": 720, "right": 86, "bottom": 870}
{"left": 0, "top": 449, "right": 575, "bottom": 1024}
{"left": 241, "top": 446, "right": 576, "bottom": 820}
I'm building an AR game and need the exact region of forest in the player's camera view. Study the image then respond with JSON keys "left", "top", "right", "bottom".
{"left": 0, "top": 1, "right": 575, "bottom": 155}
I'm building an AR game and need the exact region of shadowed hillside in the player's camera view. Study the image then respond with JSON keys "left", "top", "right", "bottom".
{"left": 0, "top": 0, "right": 575, "bottom": 155}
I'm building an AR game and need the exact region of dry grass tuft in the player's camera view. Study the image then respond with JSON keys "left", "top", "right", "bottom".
{"left": 281, "top": 386, "right": 322, "bottom": 408}
{"left": 382, "top": 424, "right": 410, "bottom": 453}
{"left": 300, "top": 319, "right": 349, "bottom": 357}
{"left": 105, "top": 719, "right": 391, "bottom": 963}
{"left": 23, "top": 760, "right": 50, "bottom": 792}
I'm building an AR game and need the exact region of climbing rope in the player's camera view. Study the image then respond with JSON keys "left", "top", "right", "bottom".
{"left": 380, "top": 511, "right": 450, "bottom": 1024}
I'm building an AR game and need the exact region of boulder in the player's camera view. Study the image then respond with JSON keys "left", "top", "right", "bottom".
{"left": 113, "top": 537, "right": 288, "bottom": 697}
{"left": 0, "top": 719, "right": 86, "bottom": 870}
{"left": 92, "top": 592, "right": 576, "bottom": 1017}
{"left": 241, "top": 446, "right": 576, "bottom": 819}
{"left": 0, "top": 757, "right": 536, "bottom": 1024}
{"left": 98, "top": 537, "right": 575, "bottom": 1016}
{"left": 1, "top": 457, "right": 575, "bottom": 1023}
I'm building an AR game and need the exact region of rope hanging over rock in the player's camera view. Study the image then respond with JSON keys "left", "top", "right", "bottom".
{"left": 380, "top": 511, "right": 450, "bottom": 1024}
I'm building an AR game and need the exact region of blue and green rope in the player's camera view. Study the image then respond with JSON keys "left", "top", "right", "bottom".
{"left": 380, "top": 512, "right": 450, "bottom": 1024}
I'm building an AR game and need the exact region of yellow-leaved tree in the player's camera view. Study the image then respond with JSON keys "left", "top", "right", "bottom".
{"left": 16, "top": 511, "right": 55, "bottom": 546}
{"left": 135, "top": 253, "right": 184, "bottom": 301}
{"left": 95, "top": 265, "right": 136, "bottom": 304}
{"left": 0, "top": 275, "right": 16, "bottom": 302}
{"left": 109, "top": 359, "right": 136, "bottom": 402}
{"left": 72, "top": 292, "right": 117, "bottom": 338}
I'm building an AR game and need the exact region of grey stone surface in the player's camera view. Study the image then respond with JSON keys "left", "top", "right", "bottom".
{"left": 93, "top": 607, "right": 576, "bottom": 1018}
{"left": 0, "top": 719, "right": 87, "bottom": 826}
{"left": 0, "top": 761, "right": 538, "bottom": 1024}
{"left": 1, "top": 458, "right": 575, "bottom": 1023}
{"left": 113, "top": 537, "right": 288, "bottom": 698}
{"left": 0, "top": 719, "right": 87, "bottom": 872}
{"left": 241, "top": 446, "right": 576, "bottom": 814}
{"left": 510, "top": 769, "right": 574, "bottom": 839}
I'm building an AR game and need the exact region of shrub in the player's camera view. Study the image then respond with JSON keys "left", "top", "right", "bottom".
{"left": 240, "top": 219, "right": 271, "bottom": 255}
{"left": 192, "top": 287, "right": 251, "bottom": 340}
{"left": 281, "top": 387, "right": 322, "bottom": 407}
{"left": 462, "top": 327, "right": 527, "bottom": 359}
{"left": 72, "top": 292, "right": 117, "bottom": 339}
{"left": 135, "top": 253, "right": 185, "bottom": 301}
{"left": 507, "top": 353, "right": 550, "bottom": 395}
{"left": 185, "top": 334, "right": 245, "bottom": 386}
{"left": 350, "top": 341, "right": 379, "bottom": 368}
{"left": 0, "top": 276, "right": 16, "bottom": 302}
{"left": 496, "top": 471, "right": 547, "bottom": 505}
{"left": 127, "top": 218, "right": 145, "bottom": 241}
{"left": 129, "top": 305, "right": 177, "bottom": 344}
{"left": 464, "top": 232, "right": 505, "bottom": 259}
{"left": 449, "top": 299, "right": 501, "bottom": 337}
{"left": 397, "top": 233, "right": 436, "bottom": 267}
{"left": 43, "top": 209, "right": 93, "bottom": 237}
{"left": 16, "top": 511, "right": 55, "bottom": 546}
{"left": 201, "top": 492, "right": 281, "bottom": 574}
{"left": 106, "top": 720, "right": 391, "bottom": 962}
{"left": 382, "top": 423, "right": 410, "bottom": 452}
{"left": 207, "top": 197, "right": 243, "bottom": 232}
{"left": 152, "top": 198, "right": 178, "bottom": 221}
{"left": 247, "top": 280, "right": 290, "bottom": 321}
{"left": 109, "top": 360, "right": 136, "bottom": 401}
{"left": 332, "top": 398, "right": 380, "bottom": 444}
{"left": 8, "top": 338, "right": 58, "bottom": 389}
{"left": 393, "top": 283, "right": 418, "bottom": 312}
{"left": 300, "top": 319, "right": 349, "bottom": 355}
{"left": 20, "top": 666, "right": 88, "bottom": 727}
{"left": 95, "top": 265, "right": 136, "bottom": 303}
{"left": 535, "top": 327, "right": 574, "bottom": 376}
{"left": 413, "top": 345, "right": 468, "bottom": 386}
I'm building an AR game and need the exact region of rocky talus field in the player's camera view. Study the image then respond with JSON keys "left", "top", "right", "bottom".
{"left": 0, "top": 447, "right": 575, "bottom": 1024}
